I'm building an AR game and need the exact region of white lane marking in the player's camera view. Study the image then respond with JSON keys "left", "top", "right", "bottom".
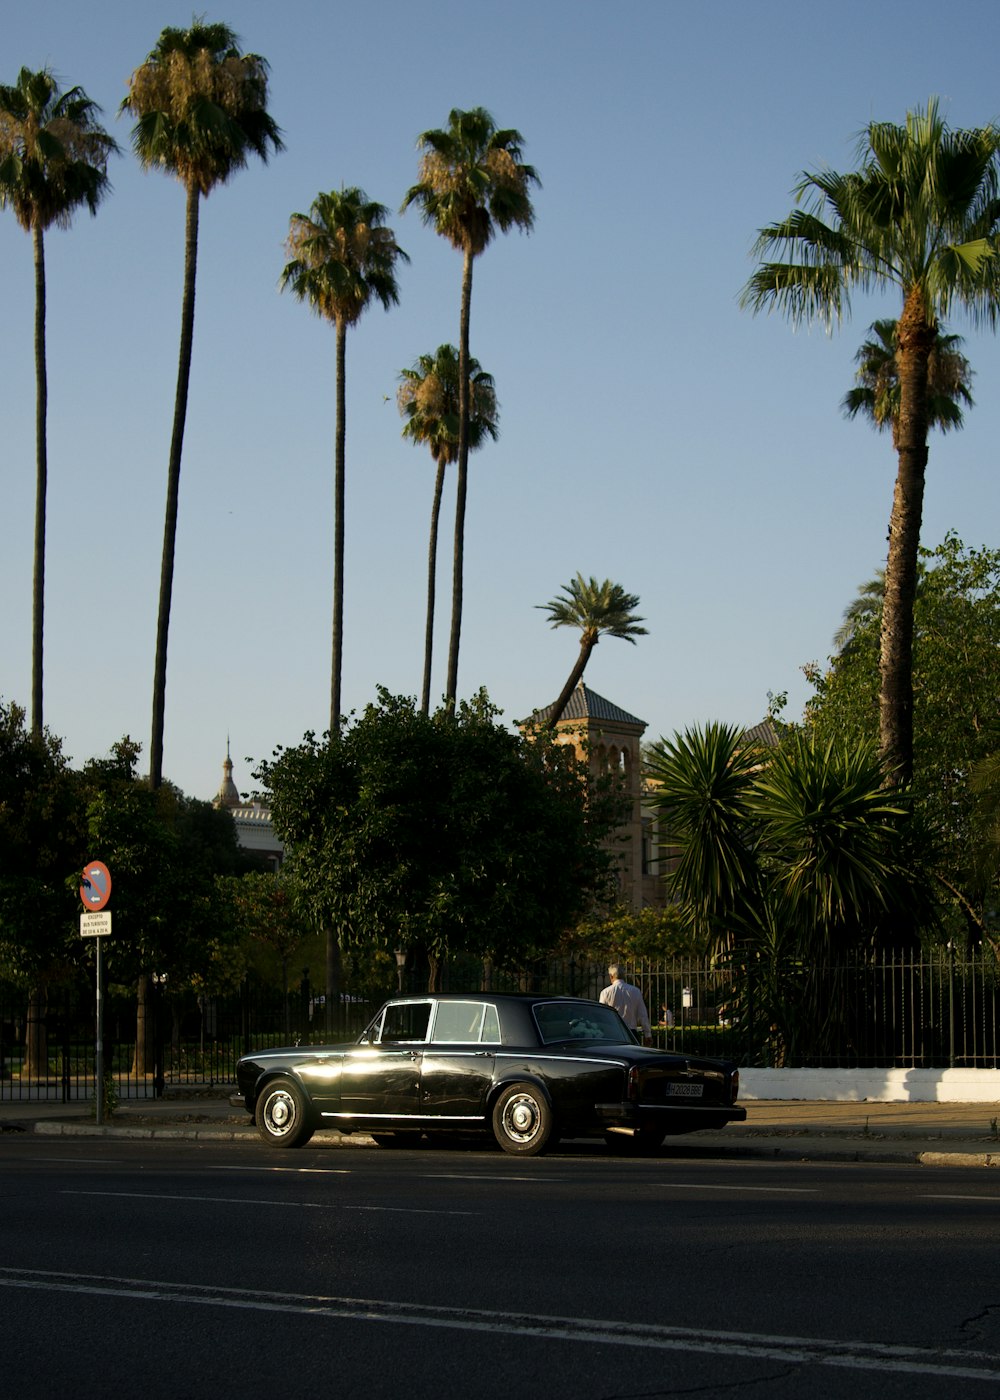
{"left": 62, "top": 1190, "right": 476, "bottom": 1216}
{"left": 421, "top": 1174, "right": 545, "bottom": 1183}
{"left": 920, "top": 1194, "right": 1000, "bottom": 1203}
{"left": 213, "top": 1166, "right": 557, "bottom": 1184}
{"left": 22, "top": 1156, "right": 121, "bottom": 1165}
{"left": 212, "top": 1166, "right": 353, "bottom": 1176}
{"left": 214, "top": 1166, "right": 813, "bottom": 1190}
{"left": 663, "top": 1184, "right": 818, "bottom": 1194}
{"left": 0, "top": 1268, "right": 998, "bottom": 1383}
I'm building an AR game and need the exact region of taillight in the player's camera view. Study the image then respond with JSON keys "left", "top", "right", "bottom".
{"left": 627, "top": 1066, "right": 640, "bottom": 1101}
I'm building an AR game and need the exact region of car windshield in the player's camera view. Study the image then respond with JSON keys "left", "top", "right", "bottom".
{"left": 533, "top": 1002, "right": 635, "bottom": 1045}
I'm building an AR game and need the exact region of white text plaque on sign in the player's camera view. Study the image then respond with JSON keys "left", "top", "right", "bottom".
{"left": 80, "top": 911, "right": 112, "bottom": 938}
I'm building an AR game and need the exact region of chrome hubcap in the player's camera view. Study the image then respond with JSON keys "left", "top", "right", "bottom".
{"left": 505, "top": 1094, "right": 539, "bottom": 1141}
{"left": 266, "top": 1092, "right": 293, "bottom": 1133}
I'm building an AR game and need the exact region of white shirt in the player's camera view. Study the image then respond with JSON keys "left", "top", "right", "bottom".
{"left": 599, "top": 979, "right": 651, "bottom": 1038}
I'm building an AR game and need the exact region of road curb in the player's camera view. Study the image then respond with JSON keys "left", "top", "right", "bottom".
{"left": 23, "top": 1119, "right": 1000, "bottom": 1165}
{"left": 31, "top": 1121, "right": 374, "bottom": 1146}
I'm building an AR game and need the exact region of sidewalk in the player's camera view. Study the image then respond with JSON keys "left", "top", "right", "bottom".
{"left": 2, "top": 1091, "right": 999, "bottom": 1166}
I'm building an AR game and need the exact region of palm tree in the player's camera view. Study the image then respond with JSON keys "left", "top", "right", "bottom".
{"left": 832, "top": 570, "right": 886, "bottom": 655}
{"left": 0, "top": 67, "right": 117, "bottom": 736}
{"left": 741, "top": 99, "right": 1000, "bottom": 784}
{"left": 750, "top": 733, "right": 916, "bottom": 949}
{"left": 397, "top": 345, "right": 499, "bottom": 713}
{"left": 647, "top": 724, "right": 924, "bottom": 1059}
{"left": 537, "top": 575, "right": 647, "bottom": 727}
{"left": 403, "top": 108, "right": 538, "bottom": 706}
{"left": 644, "top": 723, "right": 761, "bottom": 948}
{"left": 122, "top": 21, "right": 282, "bottom": 788}
{"left": 843, "top": 318, "right": 974, "bottom": 443}
{"left": 281, "top": 188, "right": 408, "bottom": 733}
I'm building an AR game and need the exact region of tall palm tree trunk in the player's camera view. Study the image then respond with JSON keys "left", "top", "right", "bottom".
{"left": 31, "top": 223, "right": 47, "bottom": 737}
{"left": 879, "top": 291, "right": 933, "bottom": 785}
{"left": 548, "top": 635, "right": 598, "bottom": 727}
{"left": 421, "top": 458, "right": 446, "bottom": 714}
{"left": 331, "top": 317, "right": 347, "bottom": 734}
{"left": 150, "top": 182, "right": 200, "bottom": 790}
{"left": 325, "top": 320, "right": 350, "bottom": 1024}
{"left": 446, "top": 250, "right": 475, "bottom": 707}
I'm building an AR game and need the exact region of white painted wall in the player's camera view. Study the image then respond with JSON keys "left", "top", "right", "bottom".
{"left": 740, "top": 1067, "right": 1000, "bottom": 1104}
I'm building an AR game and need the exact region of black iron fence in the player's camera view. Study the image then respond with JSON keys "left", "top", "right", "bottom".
{"left": 2, "top": 947, "right": 998, "bottom": 1102}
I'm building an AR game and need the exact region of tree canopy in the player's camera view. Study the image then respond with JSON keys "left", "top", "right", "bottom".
{"left": 537, "top": 575, "right": 647, "bottom": 727}
{"left": 122, "top": 20, "right": 282, "bottom": 195}
{"left": 255, "top": 690, "right": 627, "bottom": 974}
{"left": 803, "top": 533, "right": 1000, "bottom": 939}
{"left": 0, "top": 701, "right": 84, "bottom": 985}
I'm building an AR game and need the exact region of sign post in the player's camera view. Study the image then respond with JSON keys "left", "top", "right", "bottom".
{"left": 80, "top": 862, "right": 112, "bottom": 1124}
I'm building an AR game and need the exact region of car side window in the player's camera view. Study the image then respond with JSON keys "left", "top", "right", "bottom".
{"left": 424, "top": 1001, "right": 501, "bottom": 1044}
{"left": 431, "top": 1001, "right": 485, "bottom": 1043}
{"left": 379, "top": 1002, "right": 431, "bottom": 1043}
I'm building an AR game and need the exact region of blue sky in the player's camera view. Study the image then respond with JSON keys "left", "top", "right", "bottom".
{"left": 3, "top": 0, "right": 1000, "bottom": 801}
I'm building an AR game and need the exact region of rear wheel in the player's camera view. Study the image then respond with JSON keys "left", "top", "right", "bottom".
{"left": 492, "top": 1083, "right": 553, "bottom": 1156}
{"left": 254, "top": 1076, "right": 315, "bottom": 1149}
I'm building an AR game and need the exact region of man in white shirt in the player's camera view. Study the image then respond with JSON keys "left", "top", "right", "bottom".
{"left": 599, "top": 964, "right": 652, "bottom": 1045}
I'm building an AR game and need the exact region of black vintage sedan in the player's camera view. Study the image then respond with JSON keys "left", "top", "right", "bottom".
{"left": 235, "top": 993, "right": 746, "bottom": 1155}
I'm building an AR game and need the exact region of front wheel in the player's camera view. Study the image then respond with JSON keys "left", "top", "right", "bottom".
{"left": 492, "top": 1082, "right": 553, "bottom": 1156}
{"left": 254, "top": 1076, "right": 315, "bottom": 1149}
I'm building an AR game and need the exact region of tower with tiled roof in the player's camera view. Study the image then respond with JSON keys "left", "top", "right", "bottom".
{"left": 526, "top": 682, "right": 649, "bottom": 910}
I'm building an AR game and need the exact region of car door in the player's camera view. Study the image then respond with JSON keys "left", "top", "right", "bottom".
{"left": 417, "top": 1001, "right": 499, "bottom": 1122}
{"left": 339, "top": 1000, "right": 429, "bottom": 1122}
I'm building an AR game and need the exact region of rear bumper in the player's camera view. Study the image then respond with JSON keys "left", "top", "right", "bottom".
{"left": 595, "top": 1101, "right": 747, "bottom": 1133}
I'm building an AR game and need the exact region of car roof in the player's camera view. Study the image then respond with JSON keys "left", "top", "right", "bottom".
{"left": 385, "top": 992, "right": 591, "bottom": 1005}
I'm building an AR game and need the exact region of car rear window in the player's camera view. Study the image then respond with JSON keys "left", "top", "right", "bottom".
{"left": 533, "top": 1002, "right": 634, "bottom": 1045}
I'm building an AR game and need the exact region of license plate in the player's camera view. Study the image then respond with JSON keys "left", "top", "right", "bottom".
{"left": 666, "top": 1082, "right": 704, "bottom": 1098}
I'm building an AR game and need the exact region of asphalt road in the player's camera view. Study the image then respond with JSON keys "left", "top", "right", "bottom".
{"left": 4, "top": 1135, "right": 1000, "bottom": 1399}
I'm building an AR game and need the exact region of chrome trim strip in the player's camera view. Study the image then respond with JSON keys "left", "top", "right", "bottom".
{"left": 320, "top": 1112, "right": 482, "bottom": 1122}
{"left": 494, "top": 1052, "right": 626, "bottom": 1069}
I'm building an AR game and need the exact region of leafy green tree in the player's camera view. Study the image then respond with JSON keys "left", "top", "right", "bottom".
{"left": 81, "top": 737, "right": 250, "bottom": 1070}
{"left": 397, "top": 345, "right": 499, "bottom": 712}
{"left": 122, "top": 20, "right": 282, "bottom": 789}
{"left": 804, "top": 534, "right": 1000, "bottom": 938}
{"left": 0, "top": 702, "right": 84, "bottom": 984}
{"left": 0, "top": 68, "right": 117, "bottom": 736}
{"left": 742, "top": 100, "right": 1000, "bottom": 783}
{"left": 0, "top": 702, "right": 86, "bottom": 1074}
{"left": 403, "top": 108, "right": 538, "bottom": 705}
{"left": 570, "top": 904, "right": 702, "bottom": 962}
{"left": 219, "top": 870, "right": 314, "bottom": 1032}
{"left": 256, "top": 690, "right": 626, "bottom": 992}
{"left": 537, "top": 575, "right": 648, "bottom": 726}
{"left": 842, "top": 319, "right": 974, "bottom": 443}
{"left": 281, "top": 188, "right": 408, "bottom": 731}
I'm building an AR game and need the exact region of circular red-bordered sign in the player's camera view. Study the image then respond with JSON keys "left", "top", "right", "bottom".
{"left": 80, "top": 860, "right": 112, "bottom": 911}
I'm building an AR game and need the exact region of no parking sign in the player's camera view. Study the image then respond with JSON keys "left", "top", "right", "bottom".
{"left": 80, "top": 860, "right": 112, "bottom": 910}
